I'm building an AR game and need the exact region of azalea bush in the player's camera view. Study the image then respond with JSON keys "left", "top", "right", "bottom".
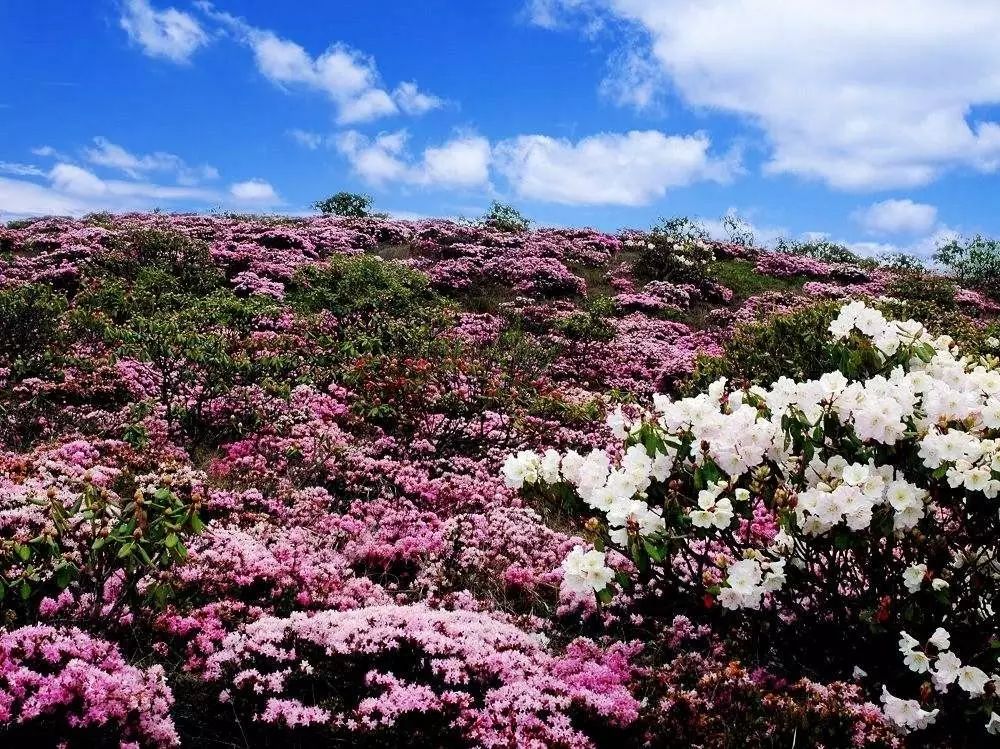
{"left": 507, "top": 301, "right": 1000, "bottom": 742}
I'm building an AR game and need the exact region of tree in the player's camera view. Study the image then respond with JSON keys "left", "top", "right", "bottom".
{"left": 481, "top": 201, "right": 531, "bottom": 233}
{"left": 313, "top": 192, "right": 377, "bottom": 218}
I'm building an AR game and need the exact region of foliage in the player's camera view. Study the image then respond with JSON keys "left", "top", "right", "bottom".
{"left": 688, "top": 301, "right": 843, "bottom": 389}
{"left": 722, "top": 212, "right": 755, "bottom": 248}
{"left": 632, "top": 217, "right": 717, "bottom": 285}
{"left": 775, "top": 236, "right": 877, "bottom": 269}
{"left": 312, "top": 191, "right": 378, "bottom": 218}
{"left": 934, "top": 234, "right": 1000, "bottom": 299}
{"left": 480, "top": 201, "right": 532, "bottom": 233}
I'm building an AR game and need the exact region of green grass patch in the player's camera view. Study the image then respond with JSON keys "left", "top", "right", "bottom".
{"left": 710, "top": 259, "right": 809, "bottom": 302}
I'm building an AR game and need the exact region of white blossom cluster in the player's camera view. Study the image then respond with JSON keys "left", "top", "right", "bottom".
{"left": 505, "top": 300, "right": 1000, "bottom": 737}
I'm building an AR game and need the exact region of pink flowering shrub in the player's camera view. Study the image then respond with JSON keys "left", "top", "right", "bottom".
{"left": 202, "top": 604, "right": 640, "bottom": 747}
{"left": 0, "top": 625, "right": 177, "bottom": 746}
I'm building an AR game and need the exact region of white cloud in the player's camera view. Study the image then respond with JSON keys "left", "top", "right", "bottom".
{"left": 494, "top": 130, "right": 737, "bottom": 205}
{"left": 0, "top": 163, "right": 223, "bottom": 219}
{"left": 83, "top": 136, "right": 218, "bottom": 184}
{"left": 287, "top": 129, "right": 327, "bottom": 150}
{"left": 534, "top": 0, "right": 1000, "bottom": 190}
{"left": 197, "top": 3, "right": 440, "bottom": 124}
{"left": 120, "top": 0, "right": 209, "bottom": 63}
{"left": 0, "top": 162, "right": 46, "bottom": 177}
{"left": 599, "top": 45, "right": 664, "bottom": 111}
{"left": 421, "top": 136, "right": 492, "bottom": 187}
{"left": 336, "top": 130, "right": 491, "bottom": 189}
{"left": 50, "top": 163, "right": 218, "bottom": 201}
{"left": 229, "top": 179, "right": 280, "bottom": 203}
{"left": 393, "top": 82, "right": 443, "bottom": 116}
{"left": 853, "top": 199, "right": 938, "bottom": 235}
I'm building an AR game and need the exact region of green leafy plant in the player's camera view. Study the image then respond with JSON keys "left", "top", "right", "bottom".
{"left": 480, "top": 201, "right": 531, "bottom": 233}
{"left": 0, "top": 472, "right": 204, "bottom": 625}
{"left": 934, "top": 234, "right": 1000, "bottom": 299}
{"left": 313, "top": 192, "right": 381, "bottom": 218}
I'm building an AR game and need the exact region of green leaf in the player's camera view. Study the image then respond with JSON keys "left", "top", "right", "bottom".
{"left": 164, "top": 533, "right": 178, "bottom": 548}
{"left": 117, "top": 542, "right": 135, "bottom": 559}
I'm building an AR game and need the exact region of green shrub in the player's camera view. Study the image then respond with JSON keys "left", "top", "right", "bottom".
{"left": 91, "top": 228, "right": 222, "bottom": 294}
{"left": 0, "top": 473, "right": 204, "bottom": 625}
{"left": 934, "top": 235, "right": 1000, "bottom": 299}
{"left": 885, "top": 272, "right": 957, "bottom": 309}
{"left": 0, "top": 284, "right": 68, "bottom": 376}
{"left": 554, "top": 295, "right": 617, "bottom": 342}
{"left": 634, "top": 217, "right": 715, "bottom": 285}
{"left": 687, "top": 301, "right": 843, "bottom": 391}
{"left": 313, "top": 192, "right": 379, "bottom": 218}
{"left": 288, "top": 256, "right": 445, "bottom": 319}
{"left": 722, "top": 213, "right": 755, "bottom": 248}
{"left": 774, "top": 237, "right": 876, "bottom": 269}
{"left": 481, "top": 201, "right": 531, "bottom": 233}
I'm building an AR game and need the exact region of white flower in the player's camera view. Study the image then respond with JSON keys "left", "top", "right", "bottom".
{"left": 726, "top": 559, "right": 763, "bottom": 596}
{"left": 902, "top": 563, "right": 927, "bottom": 594}
{"left": 881, "top": 686, "right": 939, "bottom": 731}
{"left": 986, "top": 712, "right": 1000, "bottom": 735}
{"left": 539, "top": 449, "right": 562, "bottom": 484}
{"left": 561, "top": 546, "right": 614, "bottom": 595}
{"left": 903, "top": 649, "right": 931, "bottom": 674}
{"left": 957, "top": 665, "right": 990, "bottom": 696}
{"left": 898, "top": 631, "right": 920, "bottom": 653}
{"left": 502, "top": 450, "right": 541, "bottom": 489}
{"left": 928, "top": 627, "right": 951, "bottom": 651}
{"left": 931, "top": 651, "right": 962, "bottom": 692}
{"left": 606, "top": 405, "right": 629, "bottom": 440}
{"left": 690, "top": 490, "right": 734, "bottom": 530}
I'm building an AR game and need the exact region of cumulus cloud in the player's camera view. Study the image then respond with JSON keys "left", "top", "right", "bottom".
{"left": 336, "top": 130, "right": 491, "bottom": 189}
{"left": 853, "top": 199, "right": 939, "bottom": 236}
{"left": 120, "top": 0, "right": 209, "bottom": 63}
{"left": 83, "top": 137, "right": 218, "bottom": 184}
{"left": 229, "top": 179, "right": 281, "bottom": 203}
{"left": 533, "top": 0, "right": 1000, "bottom": 190}
{"left": 197, "top": 3, "right": 441, "bottom": 124}
{"left": 494, "top": 130, "right": 738, "bottom": 205}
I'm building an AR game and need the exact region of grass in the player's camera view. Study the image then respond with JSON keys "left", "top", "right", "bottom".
{"left": 710, "top": 259, "right": 809, "bottom": 302}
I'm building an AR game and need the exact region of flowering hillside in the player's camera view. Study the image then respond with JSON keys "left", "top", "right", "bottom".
{"left": 1, "top": 211, "right": 999, "bottom": 747}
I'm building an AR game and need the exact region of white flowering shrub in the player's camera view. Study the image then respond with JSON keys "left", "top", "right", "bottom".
{"left": 505, "top": 300, "right": 1000, "bottom": 740}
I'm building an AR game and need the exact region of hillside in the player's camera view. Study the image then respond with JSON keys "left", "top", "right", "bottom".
{"left": 1, "top": 212, "right": 999, "bottom": 747}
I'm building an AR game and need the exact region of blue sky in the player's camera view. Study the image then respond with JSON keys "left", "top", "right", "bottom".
{"left": 3, "top": 0, "right": 1000, "bottom": 255}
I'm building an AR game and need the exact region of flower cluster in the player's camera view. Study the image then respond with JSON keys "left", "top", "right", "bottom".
{"left": 511, "top": 300, "right": 1000, "bottom": 740}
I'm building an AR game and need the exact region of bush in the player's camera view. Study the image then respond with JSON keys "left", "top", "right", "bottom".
{"left": 313, "top": 192, "right": 378, "bottom": 218}
{"left": 92, "top": 228, "right": 222, "bottom": 294}
{"left": 480, "top": 201, "right": 531, "bottom": 233}
{"left": 688, "top": 301, "right": 843, "bottom": 390}
{"left": 633, "top": 218, "right": 716, "bottom": 285}
{"left": 934, "top": 235, "right": 1000, "bottom": 299}
{"left": 722, "top": 212, "right": 755, "bottom": 249}
{"left": 509, "top": 301, "right": 1000, "bottom": 743}
{"left": 0, "top": 284, "right": 68, "bottom": 377}
{"left": 775, "top": 236, "right": 876, "bottom": 269}
{"left": 288, "top": 255, "right": 445, "bottom": 320}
